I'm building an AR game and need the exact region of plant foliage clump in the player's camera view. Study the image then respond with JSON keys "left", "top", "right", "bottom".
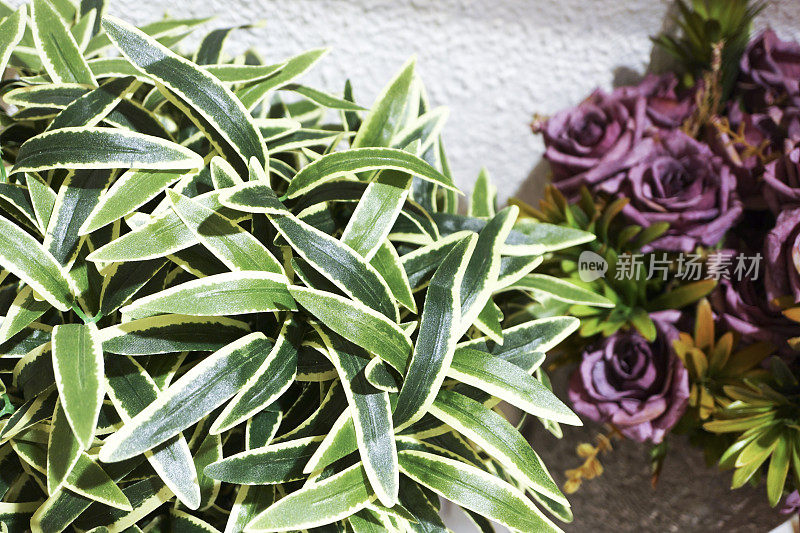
{"left": 0, "top": 1, "right": 603, "bottom": 531}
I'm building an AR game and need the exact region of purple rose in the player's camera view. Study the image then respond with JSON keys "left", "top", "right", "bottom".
{"left": 615, "top": 73, "right": 696, "bottom": 129}
{"left": 764, "top": 139, "right": 800, "bottom": 212}
{"left": 711, "top": 276, "right": 800, "bottom": 358}
{"left": 765, "top": 207, "right": 800, "bottom": 305}
{"left": 739, "top": 29, "right": 800, "bottom": 111}
{"left": 596, "top": 130, "right": 743, "bottom": 252}
{"left": 781, "top": 491, "right": 800, "bottom": 515}
{"left": 536, "top": 89, "right": 649, "bottom": 195}
{"left": 568, "top": 322, "right": 689, "bottom": 443}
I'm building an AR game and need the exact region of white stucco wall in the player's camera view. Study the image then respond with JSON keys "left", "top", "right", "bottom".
{"left": 10, "top": 0, "right": 800, "bottom": 203}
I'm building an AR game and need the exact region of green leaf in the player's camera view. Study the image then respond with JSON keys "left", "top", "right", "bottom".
{"left": 31, "top": 0, "right": 96, "bottom": 85}
{"left": 205, "top": 435, "right": 322, "bottom": 484}
{"left": 0, "top": 213, "right": 74, "bottom": 311}
{"left": 47, "top": 76, "right": 138, "bottom": 131}
{"left": 211, "top": 318, "right": 302, "bottom": 434}
{"left": 647, "top": 279, "right": 716, "bottom": 311}
{"left": 168, "top": 190, "right": 284, "bottom": 274}
{"left": 449, "top": 347, "right": 581, "bottom": 425}
{"left": 270, "top": 211, "right": 397, "bottom": 320}
{"left": 13, "top": 128, "right": 203, "bottom": 174}
{"left": 369, "top": 241, "right": 416, "bottom": 313}
{"left": 289, "top": 286, "right": 412, "bottom": 373}
{"left": 103, "top": 15, "right": 268, "bottom": 168}
{"left": 104, "top": 354, "right": 201, "bottom": 509}
{"left": 245, "top": 462, "right": 374, "bottom": 532}
{"left": 0, "top": 7, "right": 25, "bottom": 75}
{"left": 512, "top": 274, "right": 614, "bottom": 307}
{"left": 431, "top": 389, "right": 567, "bottom": 504}
{"left": 0, "top": 285, "right": 52, "bottom": 343}
{"left": 394, "top": 234, "right": 477, "bottom": 428}
{"left": 319, "top": 331, "right": 398, "bottom": 507}
{"left": 80, "top": 169, "right": 188, "bottom": 234}
{"left": 47, "top": 400, "right": 82, "bottom": 495}
{"left": 121, "top": 271, "right": 293, "bottom": 319}
{"left": 458, "top": 207, "right": 518, "bottom": 337}
{"left": 352, "top": 57, "right": 415, "bottom": 148}
{"left": 469, "top": 168, "right": 496, "bottom": 218}
{"left": 340, "top": 171, "right": 411, "bottom": 260}
{"left": 398, "top": 450, "right": 559, "bottom": 533}
{"left": 100, "top": 314, "right": 250, "bottom": 355}
{"left": 86, "top": 190, "right": 236, "bottom": 263}
{"left": 236, "top": 48, "right": 328, "bottom": 111}
{"left": 45, "top": 169, "right": 114, "bottom": 264}
{"left": 99, "top": 332, "right": 273, "bottom": 462}
{"left": 286, "top": 148, "right": 458, "bottom": 199}
{"left": 52, "top": 323, "right": 104, "bottom": 449}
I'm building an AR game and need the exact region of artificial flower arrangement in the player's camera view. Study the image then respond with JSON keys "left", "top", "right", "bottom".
{"left": 0, "top": 0, "right": 621, "bottom": 531}
{"left": 520, "top": 0, "right": 800, "bottom": 510}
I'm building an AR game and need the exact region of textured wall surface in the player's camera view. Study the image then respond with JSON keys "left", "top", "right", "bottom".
{"left": 10, "top": 0, "right": 800, "bottom": 203}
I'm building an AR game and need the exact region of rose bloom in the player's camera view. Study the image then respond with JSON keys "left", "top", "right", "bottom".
{"left": 536, "top": 89, "right": 650, "bottom": 196}
{"left": 596, "top": 130, "right": 742, "bottom": 252}
{"left": 711, "top": 277, "right": 800, "bottom": 358}
{"left": 764, "top": 139, "right": 800, "bottom": 213}
{"left": 764, "top": 207, "right": 800, "bottom": 305}
{"left": 614, "top": 73, "right": 695, "bottom": 129}
{"left": 568, "top": 319, "right": 689, "bottom": 443}
{"left": 739, "top": 29, "right": 800, "bottom": 111}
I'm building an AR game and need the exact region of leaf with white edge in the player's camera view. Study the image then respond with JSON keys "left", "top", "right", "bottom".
{"left": 45, "top": 169, "right": 114, "bottom": 265}
{"left": 289, "top": 286, "right": 412, "bottom": 373}
{"left": 11, "top": 440, "right": 132, "bottom": 511}
{"left": 47, "top": 76, "right": 138, "bottom": 131}
{"left": 80, "top": 169, "right": 188, "bottom": 235}
{"left": 52, "top": 323, "right": 104, "bottom": 449}
{"left": 169, "top": 509, "right": 220, "bottom": 532}
{"left": 352, "top": 57, "right": 415, "bottom": 149}
{"left": 104, "top": 354, "right": 201, "bottom": 509}
{"left": 457, "top": 207, "right": 517, "bottom": 338}
{"left": 31, "top": 0, "right": 96, "bottom": 85}
{"left": 430, "top": 389, "right": 568, "bottom": 504}
{"left": 99, "top": 258, "right": 167, "bottom": 316}
{"left": 26, "top": 174, "right": 57, "bottom": 233}
{"left": 510, "top": 274, "right": 615, "bottom": 307}
{"left": 168, "top": 190, "right": 283, "bottom": 274}
{"left": 281, "top": 84, "right": 365, "bottom": 111}
{"left": 47, "top": 400, "right": 82, "bottom": 495}
{"left": 340, "top": 170, "right": 411, "bottom": 261}
{"left": 245, "top": 462, "right": 374, "bottom": 532}
{"left": 398, "top": 450, "right": 560, "bottom": 533}
{"left": 99, "top": 333, "right": 273, "bottom": 462}
{"left": 205, "top": 435, "right": 323, "bottom": 485}
{"left": 121, "top": 271, "right": 293, "bottom": 319}
{"left": 458, "top": 317, "right": 580, "bottom": 365}
{"left": 0, "top": 285, "right": 51, "bottom": 343}
{"left": 302, "top": 409, "right": 356, "bottom": 474}
{"left": 270, "top": 212, "right": 397, "bottom": 320}
{"left": 103, "top": 15, "right": 267, "bottom": 168}
{"left": 0, "top": 213, "right": 73, "bottom": 311}
{"left": 319, "top": 331, "right": 398, "bottom": 507}
{"left": 469, "top": 168, "right": 496, "bottom": 218}
{"left": 513, "top": 218, "right": 596, "bottom": 252}
{"left": 211, "top": 156, "right": 243, "bottom": 189}
{"left": 211, "top": 318, "right": 302, "bottom": 434}
{"left": 0, "top": 7, "right": 25, "bottom": 75}
{"left": 286, "top": 148, "right": 458, "bottom": 199}
{"left": 394, "top": 234, "right": 477, "bottom": 428}
{"left": 12, "top": 128, "right": 203, "bottom": 174}
{"left": 219, "top": 182, "right": 287, "bottom": 215}
{"left": 364, "top": 357, "right": 400, "bottom": 393}
{"left": 86, "top": 190, "right": 236, "bottom": 263}
{"left": 100, "top": 315, "right": 250, "bottom": 355}
{"left": 236, "top": 48, "right": 328, "bottom": 111}
{"left": 369, "top": 240, "right": 416, "bottom": 313}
